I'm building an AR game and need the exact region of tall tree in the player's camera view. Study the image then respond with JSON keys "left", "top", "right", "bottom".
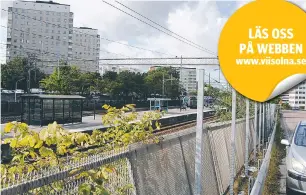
{"left": 144, "top": 66, "right": 183, "bottom": 99}
{"left": 40, "top": 66, "right": 82, "bottom": 95}
{"left": 1, "top": 57, "right": 46, "bottom": 91}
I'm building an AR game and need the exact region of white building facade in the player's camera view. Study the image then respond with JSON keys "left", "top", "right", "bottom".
{"left": 6, "top": 1, "right": 74, "bottom": 74}
{"left": 99, "top": 65, "right": 140, "bottom": 75}
{"left": 71, "top": 27, "right": 100, "bottom": 73}
{"left": 180, "top": 68, "right": 197, "bottom": 94}
{"left": 287, "top": 81, "right": 306, "bottom": 109}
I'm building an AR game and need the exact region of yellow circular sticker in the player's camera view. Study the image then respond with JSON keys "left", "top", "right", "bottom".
{"left": 218, "top": 0, "right": 306, "bottom": 102}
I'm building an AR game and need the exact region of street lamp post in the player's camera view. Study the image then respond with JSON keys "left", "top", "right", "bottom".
{"left": 15, "top": 78, "right": 25, "bottom": 102}
{"left": 28, "top": 67, "right": 37, "bottom": 93}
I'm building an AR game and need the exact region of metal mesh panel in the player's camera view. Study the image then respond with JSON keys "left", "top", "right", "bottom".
{"left": 210, "top": 126, "right": 231, "bottom": 193}
{"left": 235, "top": 122, "right": 245, "bottom": 170}
{"left": 130, "top": 137, "right": 192, "bottom": 195}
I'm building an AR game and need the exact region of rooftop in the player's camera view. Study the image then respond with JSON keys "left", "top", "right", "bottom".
{"left": 20, "top": 1, "right": 70, "bottom": 6}
{"left": 75, "top": 27, "right": 98, "bottom": 30}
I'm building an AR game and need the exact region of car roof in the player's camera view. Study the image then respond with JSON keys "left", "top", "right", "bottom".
{"left": 300, "top": 121, "right": 306, "bottom": 126}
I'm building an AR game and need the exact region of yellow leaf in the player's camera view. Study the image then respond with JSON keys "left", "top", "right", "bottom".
{"left": 29, "top": 136, "right": 36, "bottom": 147}
{"left": 34, "top": 140, "right": 43, "bottom": 148}
{"left": 19, "top": 136, "right": 29, "bottom": 147}
{"left": 4, "top": 122, "right": 14, "bottom": 133}
{"left": 9, "top": 139, "right": 17, "bottom": 148}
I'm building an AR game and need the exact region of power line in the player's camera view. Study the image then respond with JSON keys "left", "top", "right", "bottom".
{"left": 101, "top": 0, "right": 216, "bottom": 55}
{"left": 114, "top": 1, "right": 217, "bottom": 56}
{"left": 2, "top": 8, "right": 173, "bottom": 57}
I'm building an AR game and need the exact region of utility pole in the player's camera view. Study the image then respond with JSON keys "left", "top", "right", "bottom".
{"left": 209, "top": 73, "right": 211, "bottom": 86}
{"left": 219, "top": 68, "right": 221, "bottom": 83}
{"left": 180, "top": 55, "right": 183, "bottom": 96}
{"left": 57, "top": 58, "right": 60, "bottom": 79}
{"left": 162, "top": 73, "right": 175, "bottom": 97}
{"left": 162, "top": 74, "right": 165, "bottom": 97}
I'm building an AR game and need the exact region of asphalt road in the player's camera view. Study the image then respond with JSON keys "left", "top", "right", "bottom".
{"left": 279, "top": 110, "right": 306, "bottom": 194}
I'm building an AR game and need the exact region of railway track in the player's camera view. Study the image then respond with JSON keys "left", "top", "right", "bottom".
{"left": 1, "top": 114, "right": 219, "bottom": 163}
{"left": 155, "top": 115, "right": 218, "bottom": 136}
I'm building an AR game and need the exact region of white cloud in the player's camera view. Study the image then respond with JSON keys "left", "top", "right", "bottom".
{"left": 3, "top": 0, "right": 304, "bottom": 84}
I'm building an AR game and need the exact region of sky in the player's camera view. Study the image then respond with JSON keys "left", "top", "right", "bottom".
{"left": 1, "top": 0, "right": 306, "bottom": 86}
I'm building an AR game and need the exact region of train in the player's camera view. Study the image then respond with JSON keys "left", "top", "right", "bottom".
{"left": 189, "top": 96, "right": 214, "bottom": 109}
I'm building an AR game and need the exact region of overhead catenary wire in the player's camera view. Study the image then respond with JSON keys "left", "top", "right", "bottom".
{"left": 2, "top": 8, "right": 174, "bottom": 57}
{"left": 114, "top": 0, "right": 217, "bottom": 56}
{"left": 101, "top": 0, "right": 216, "bottom": 56}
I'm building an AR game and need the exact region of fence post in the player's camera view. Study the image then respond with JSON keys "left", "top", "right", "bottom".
{"left": 229, "top": 88, "right": 236, "bottom": 195}
{"left": 254, "top": 102, "right": 258, "bottom": 161}
{"left": 194, "top": 68, "right": 204, "bottom": 195}
{"left": 258, "top": 103, "right": 262, "bottom": 153}
{"left": 245, "top": 98, "right": 250, "bottom": 176}
{"left": 262, "top": 103, "right": 265, "bottom": 152}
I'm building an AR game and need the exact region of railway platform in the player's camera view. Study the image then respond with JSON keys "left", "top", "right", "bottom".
{"left": 1, "top": 107, "right": 213, "bottom": 139}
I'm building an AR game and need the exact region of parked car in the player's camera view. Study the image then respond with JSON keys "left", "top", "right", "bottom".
{"left": 30, "top": 88, "right": 44, "bottom": 94}
{"left": 2, "top": 90, "right": 14, "bottom": 94}
{"left": 281, "top": 121, "right": 306, "bottom": 194}
{"left": 15, "top": 89, "right": 24, "bottom": 94}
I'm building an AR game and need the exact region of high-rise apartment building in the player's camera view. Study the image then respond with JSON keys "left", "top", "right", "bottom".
{"left": 71, "top": 27, "right": 100, "bottom": 73}
{"left": 6, "top": 1, "right": 100, "bottom": 74}
{"left": 6, "top": 1, "right": 74, "bottom": 74}
{"left": 180, "top": 68, "right": 197, "bottom": 94}
{"left": 287, "top": 81, "right": 306, "bottom": 109}
{"left": 149, "top": 66, "right": 197, "bottom": 94}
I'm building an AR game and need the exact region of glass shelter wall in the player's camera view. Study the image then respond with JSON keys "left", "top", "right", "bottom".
{"left": 21, "top": 95, "right": 84, "bottom": 126}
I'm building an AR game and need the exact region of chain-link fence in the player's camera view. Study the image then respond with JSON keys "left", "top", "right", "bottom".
{"left": 1, "top": 105, "right": 276, "bottom": 195}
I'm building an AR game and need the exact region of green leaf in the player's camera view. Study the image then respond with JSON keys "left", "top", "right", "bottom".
{"left": 11, "top": 155, "right": 21, "bottom": 163}
{"left": 57, "top": 145, "right": 67, "bottom": 155}
{"left": 75, "top": 133, "right": 87, "bottom": 144}
{"left": 78, "top": 183, "right": 92, "bottom": 195}
{"left": 69, "top": 168, "right": 82, "bottom": 176}
{"left": 101, "top": 167, "right": 114, "bottom": 180}
{"left": 39, "top": 146, "right": 55, "bottom": 157}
